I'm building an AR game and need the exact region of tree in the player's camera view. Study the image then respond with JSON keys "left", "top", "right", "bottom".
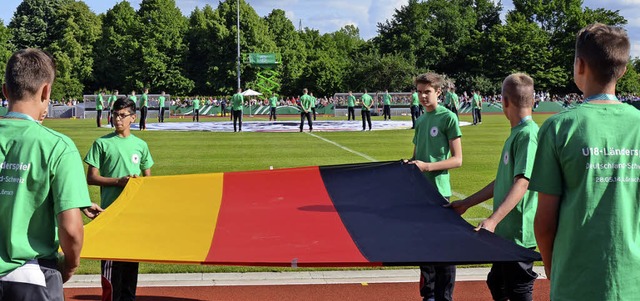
{"left": 618, "top": 61, "right": 640, "bottom": 95}
{"left": 209, "top": 0, "right": 277, "bottom": 94}
{"left": 47, "top": 1, "right": 101, "bottom": 95}
{"left": 8, "top": 0, "right": 71, "bottom": 50}
{"left": 92, "top": 1, "right": 139, "bottom": 92}
{"left": 186, "top": 6, "right": 229, "bottom": 95}
{"left": 133, "top": 0, "right": 193, "bottom": 94}
{"left": 0, "top": 21, "right": 14, "bottom": 81}
{"left": 264, "top": 9, "right": 306, "bottom": 96}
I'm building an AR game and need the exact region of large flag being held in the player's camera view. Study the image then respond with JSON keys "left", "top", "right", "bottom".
{"left": 81, "top": 161, "right": 540, "bottom": 266}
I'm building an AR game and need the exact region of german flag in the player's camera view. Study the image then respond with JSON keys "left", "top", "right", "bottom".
{"left": 81, "top": 161, "right": 540, "bottom": 266}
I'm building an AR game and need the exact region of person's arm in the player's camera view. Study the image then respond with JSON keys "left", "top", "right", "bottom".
{"left": 57, "top": 208, "right": 84, "bottom": 283}
{"left": 535, "top": 192, "right": 560, "bottom": 278}
{"left": 446, "top": 181, "right": 494, "bottom": 215}
{"left": 142, "top": 168, "right": 151, "bottom": 177}
{"left": 411, "top": 137, "right": 462, "bottom": 172}
{"left": 476, "top": 175, "right": 529, "bottom": 232}
{"left": 86, "top": 165, "right": 134, "bottom": 188}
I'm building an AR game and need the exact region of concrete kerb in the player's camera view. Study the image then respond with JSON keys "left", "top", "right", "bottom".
{"left": 64, "top": 267, "right": 547, "bottom": 288}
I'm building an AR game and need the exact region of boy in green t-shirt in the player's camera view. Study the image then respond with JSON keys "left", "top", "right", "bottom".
{"left": 530, "top": 23, "right": 640, "bottom": 301}
{"left": 157, "top": 91, "right": 166, "bottom": 123}
{"left": 96, "top": 90, "right": 105, "bottom": 128}
{"left": 139, "top": 88, "right": 149, "bottom": 130}
{"left": 85, "top": 97, "right": 154, "bottom": 301}
{"left": 310, "top": 92, "right": 317, "bottom": 121}
{"left": 360, "top": 89, "right": 373, "bottom": 131}
{"left": 231, "top": 88, "right": 244, "bottom": 132}
{"left": 410, "top": 88, "right": 421, "bottom": 129}
{"left": 407, "top": 72, "right": 462, "bottom": 301}
{"left": 299, "top": 88, "right": 313, "bottom": 132}
{"left": 269, "top": 94, "right": 278, "bottom": 121}
{"left": 472, "top": 90, "right": 482, "bottom": 125}
{"left": 0, "top": 48, "right": 101, "bottom": 300}
{"left": 382, "top": 89, "right": 392, "bottom": 121}
{"left": 107, "top": 90, "right": 119, "bottom": 127}
{"left": 192, "top": 96, "right": 201, "bottom": 122}
{"left": 449, "top": 73, "right": 539, "bottom": 300}
{"left": 347, "top": 91, "right": 356, "bottom": 121}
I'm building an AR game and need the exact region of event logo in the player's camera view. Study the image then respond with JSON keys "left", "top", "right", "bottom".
{"left": 430, "top": 126, "right": 439, "bottom": 137}
{"left": 132, "top": 154, "right": 140, "bottom": 164}
{"left": 503, "top": 152, "right": 509, "bottom": 165}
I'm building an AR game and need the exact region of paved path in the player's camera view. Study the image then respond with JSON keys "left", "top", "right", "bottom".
{"left": 64, "top": 267, "right": 550, "bottom": 300}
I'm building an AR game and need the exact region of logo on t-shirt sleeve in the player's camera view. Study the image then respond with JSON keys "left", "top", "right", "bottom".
{"left": 131, "top": 154, "right": 140, "bottom": 164}
{"left": 503, "top": 152, "right": 509, "bottom": 165}
{"left": 430, "top": 126, "right": 439, "bottom": 137}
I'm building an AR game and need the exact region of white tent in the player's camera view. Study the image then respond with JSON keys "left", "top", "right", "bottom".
{"left": 242, "top": 89, "right": 262, "bottom": 96}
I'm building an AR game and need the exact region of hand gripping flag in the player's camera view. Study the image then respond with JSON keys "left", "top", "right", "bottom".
{"left": 81, "top": 161, "right": 540, "bottom": 266}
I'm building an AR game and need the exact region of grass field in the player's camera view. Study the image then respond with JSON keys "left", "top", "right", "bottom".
{"left": 43, "top": 112, "right": 553, "bottom": 274}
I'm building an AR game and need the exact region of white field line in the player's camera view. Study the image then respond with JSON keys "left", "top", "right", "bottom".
{"left": 306, "top": 132, "right": 377, "bottom": 162}
{"left": 307, "top": 132, "right": 493, "bottom": 212}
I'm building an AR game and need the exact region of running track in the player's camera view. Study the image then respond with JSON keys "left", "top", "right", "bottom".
{"left": 65, "top": 280, "right": 550, "bottom": 300}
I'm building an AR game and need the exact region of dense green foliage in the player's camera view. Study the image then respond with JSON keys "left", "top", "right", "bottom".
{"left": 0, "top": 0, "right": 635, "bottom": 98}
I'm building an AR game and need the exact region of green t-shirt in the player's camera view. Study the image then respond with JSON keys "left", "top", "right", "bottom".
{"left": 444, "top": 92, "right": 452, "bottom": 106}
{"left": 347, "top": 95, "right": 356, "bottom": 107}
{"left": 300, "top": 94, "right": 313, "bottom": 112}
{"left": 311, "top": 96, "right": 316, "bottom": 107}
{"left": 361, "top": 94, "right": 373, "bottom": 111}
{"left": 493, "top": 120, "right": 539, "bottom": 248}
{"left": 108, "top": 95, "right": 118, "bottom": 109}
{"left": 412, "top": 105, "right": 462, "bottom": 197}
{"left": 269, "top": 96, "right": 278, "bottom": 108}
{"left": 383, "top": 93, "right": 391, "bottom": 105}
{"left": 231, "top": 93, "right": 244, "bottom": 111}
{"left": 158, "top": 96, "right": 166, "bottom": 107}
{"left": 411, "top": 92, "right": 419, "bottom": 106}
{"left": 84, "top": 132, "right": 154, "bottom": 209}
{"left": 0, "top": 119, "right": 91, "bottom": 276}
{"left": 451, "top": 93, "right": 459, "bottom": 110}
{"left": 529, "top": 103, "right": 640, "bottom": 301}
{"left": 129, "top": 95, "right": 137, "bottom": 104}
{"left": 141, "top": 93, "right": 148, "bottom": 107}
{"left": 472, "top": 93, "right": 481, "bottom": 109}
{"left": 193, "top": 99, "right": 201, "bottom": 110}
{"left": 96, "top": 94, "right": 104, "bottom": 110}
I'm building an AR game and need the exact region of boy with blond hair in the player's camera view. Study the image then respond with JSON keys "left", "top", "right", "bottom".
{"left": 408, "top": 72, "right": 462, "bottom": 301}
{"left": 449, "top": 73, "right": 539, "bottom": 300}
{"left": 531, "top": 23, "right": 640, "bottom": 300}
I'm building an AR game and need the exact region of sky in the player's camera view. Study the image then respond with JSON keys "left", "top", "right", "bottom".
{"left": 2, "top": 0, "right": 639, "bottom": 57}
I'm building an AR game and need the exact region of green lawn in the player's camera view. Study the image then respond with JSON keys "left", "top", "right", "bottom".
{"left": 42, "top": 112, "right": 553, "bottom": 274}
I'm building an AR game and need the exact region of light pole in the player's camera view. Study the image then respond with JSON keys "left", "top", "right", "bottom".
{"left": 236, "top": 0, "right": 241, "bottom": 91}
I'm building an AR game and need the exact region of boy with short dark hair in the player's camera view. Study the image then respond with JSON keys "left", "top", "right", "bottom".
{"left": 347, "top": 91, "right": 356, "bottom": 121}
{"left": 231, "top": 88, "right": 243, "bottom": 132}
{"left": 85, "top": 97, "right": 154, "bottom": 301}
{"left": 299, "top": 88, "right": 313, "bottom": 132}
{"left": 0, "top": 48, "right": 95, "bottom": 300}
{"left": 449, "top": 73, "right": 539, "bottom": 301}
{"left": 107, "top": 90, "right": 119, "bottom": 127}
{"left": 360, "top": 89, "right": 373, "bottom": 131}
{"left": 530, "top": 23, "right": 640, "bottom": 300}
{"left": 158, "top": 91, "right": 166, "bottom": 123}
{"left": 96, "top": 91, "right": 105, "bottom": 127}
{"left": 408, "top": 72, "right": 462, "bottom": 301}
{"left": 139, "top": 88, "right": 149, "bottom": 130}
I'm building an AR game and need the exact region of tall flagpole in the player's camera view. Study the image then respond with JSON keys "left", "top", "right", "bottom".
{"left": 236, "top": 0, "right": 241, "bottom": 90}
